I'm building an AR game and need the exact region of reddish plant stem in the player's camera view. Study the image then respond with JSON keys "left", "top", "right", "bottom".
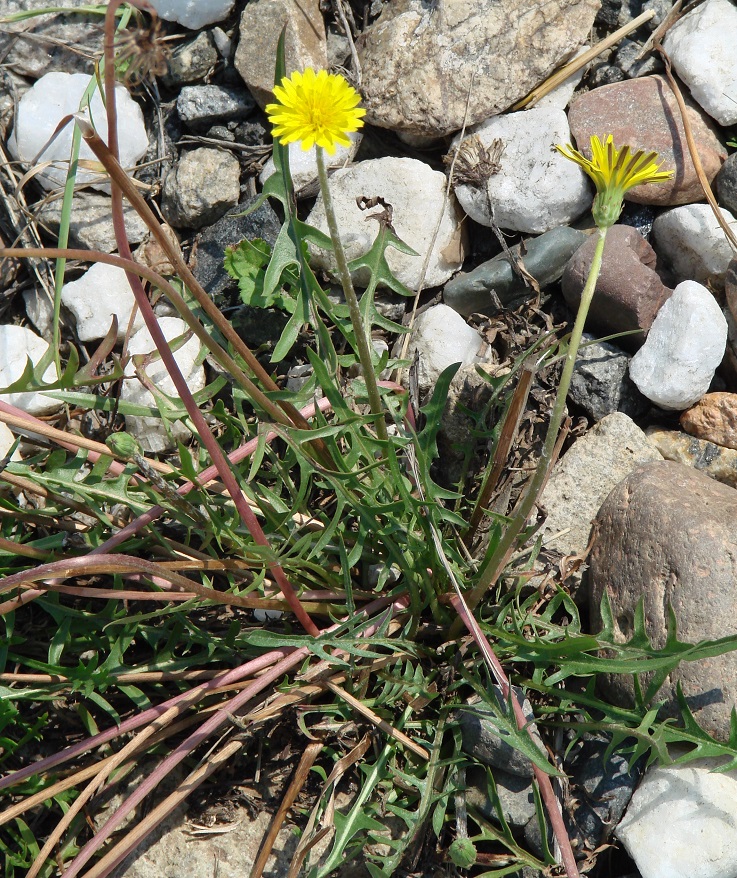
{"left": 450, "top": 594, "right": 580, "bottom": 878}
{"left": 94, "top": 1, "right": 319, "bottom": 636}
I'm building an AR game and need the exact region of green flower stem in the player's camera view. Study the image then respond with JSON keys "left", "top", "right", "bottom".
{"left": 315, "top": 146, "right": 389, "bottom": 444}
{"left": 464, "top": 226, "right": 608, "bottom": 613}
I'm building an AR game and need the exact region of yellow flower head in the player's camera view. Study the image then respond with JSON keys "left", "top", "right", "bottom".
{"left": 265, "top": 67, "right": 366, "bottom": 155}
{"left": 556, "top": 134, "right": 673, "bottom": 229}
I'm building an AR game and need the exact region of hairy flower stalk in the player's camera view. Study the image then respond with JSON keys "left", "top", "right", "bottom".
{"left": 266, "top": 69, "right": 389, "bottom": 442}
{"left": 467, "top": 135, "right": 673, "bottom": 610}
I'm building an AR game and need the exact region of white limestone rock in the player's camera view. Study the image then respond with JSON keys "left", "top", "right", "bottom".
{"left": 617, "top": 756, "right": 737, "bottom": 878}
{"left": 629, "top": 281, "right": 728, "bottom": 411}
{"left": 452, "top": 107, "right": 591, "bottom": 234}
{"left": 0, "top": 422, "right": 21, "bottom": 463}
{"left": 306, "top": 157, "right": 465, "bottom": 291}
{"left": 9, "top": 72, "right": 148, "bottom": 192}
{"left": 652, "top": 204, "right": 737, "bottom": 285}
{"left": 146, "top": 0, "right": 235, "bottom": 29}
{"left": 663, "top": 0, "right": 737, "bottom": 126}
{"left": 0, "top": 325, "right": 58, "bottom": 416}
{"left": 61, "top": 263, "right": 145, "bottom": 343}
{"left": 404, "top": 303, "right": 482, "bottom": 394}
{"left": 121, "top": 317, "right": 205, "bottom": 453}
{"left": 259, "top": 131, "right": 362, "bottom": 194}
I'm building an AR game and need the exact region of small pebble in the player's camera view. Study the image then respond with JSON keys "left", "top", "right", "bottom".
{"left": 618, "top": 756, "right": 737, "bottom": 878}
{"left": 663, "top": 0, "right": 737, "bottom": 126}
{"left": 161, "top": 148, "right": 241, "bottom": 229}
{"left": 452, "top": 107, "right": 591, "bottom": 234}
{"left": 404, "top": 304, "right": 482, "bottom": 395}
{"left": 647, "top": 427, "right": 737, "bottom": 489}
{"left": 0, "top": 325, "right": 58, "bottom": 416}
{"left": 176, "top": 85, "right": 255, "bottom": 130}
{"left": 146, "top": 0, "right": 236, "bottom": 29}
{"left": 306, "top": 157, "right": 465, "bottom": 291}
{"left": 629, "top": 281, "right": 727, "bottom": 410}
{"left": 562, "top": 225, "right": 672, "bottom": 350}
{"left": 681, "top": 393, "right": 737, "bottom": 451}
{"left": 652, "top": 204, "right": 737, "bottom": 286}
{"left": 122, "top": 317, "right": 205, "bottom": 453}
{"left": 9, "top": 72, "right": 148, "bottom": 192}
{"left": 568, "top": 74, "right": 726, "bottom": 205}
{"left": 444, "top": 226, "right": 586, "bottom": 318}
{"left": 61, "top": 263, "right": 144, "bottom": 342}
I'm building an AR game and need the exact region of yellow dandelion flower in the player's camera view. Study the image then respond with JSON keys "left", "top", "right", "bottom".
{"left": 556, "top": 134, "right": 673, "bottom": 229}
{"left": 265, "top": 67, "right": 366, "bottom": 155}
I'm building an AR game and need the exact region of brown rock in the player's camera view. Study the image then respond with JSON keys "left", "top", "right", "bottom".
{"left": 357, "top": 0, "right": 599, "bottom": 138}
{"left": 568, "top": 75, "right": 726, "bottom": 206}
{"left": 588, "top": 460, "right": 737, "bottom": 742}
{"left": 680, "top": 393, "right": 737, "bottom": 450}
{"left": 234, "top": 0, "right": 327, "bottom": 108}
{"left": 562, "top": 225, "right": 672, "bottom": 350}
{"left": 647, "top": 427, "right": 737, "bottom": 488}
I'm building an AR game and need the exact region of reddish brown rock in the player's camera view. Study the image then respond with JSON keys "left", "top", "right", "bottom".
{"left": 680, "top": 393, "right": 737, "bottom": 450}
{"left": 568, "top": 75, "right": 726, "bottom": 206}
{"left": 588, "top": 460, "right": 737, "bottom": 742}
{"left": 562, "top": 225, "right": 672, "bottom": 350}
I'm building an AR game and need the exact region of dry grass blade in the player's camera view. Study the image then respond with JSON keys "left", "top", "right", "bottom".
{"left": 655, "top": 43, "right": 737, "bottom": 253}
{"left": 512, "top": 9, "right": 656, "bottom": 109}
{"left": 324, "top": 680, "right": 429, "bottom": 760}
{"left": 466, "top": 364, "right": 536, "bottom": 542}
{"left": 250, "top": 740, "right": 324, "bottom": 878}
{"left": 287, "top": 734, "right": 373, "bottom": 878}
{"left": 79, "top": 739, "right": 245, "bottom": 878}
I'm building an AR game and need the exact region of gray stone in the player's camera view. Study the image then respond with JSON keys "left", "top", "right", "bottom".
{"left": 588, "top": 460, "right": 737, "bottom": 742}
{"left": 162, "top": 32, "right": 218, "bottom": 87}
{"left": 716, "top": 153, "right": 737, "bottom": 218}
{"left": 37, "top": 191, "right": 148, "bottom": 254}
{"left": 614, "top": 37, "right": 662, "bottom": 79}
{"left": 540, "top": 413, "right": 662, "bottom": 560}
{"left": 176, "top": 85, "right": 255, "bottom": 131}
{"left": 569, "top": 334, "right": 649, "bottom": 421}
{"left": 457, "top": 688, "right": 545, "bottom": 778}
{"left": 357, "top": 0, "right": 599, "bottom": 138}
{"left": 161, "top": 148, "right": 240, "bottom": 230}
{"left": 234, "top": 0, "right": 327, "bottom": 109}
{"left": 61, "top": 263, "right": 145, "bottom": 342}
{"left": 0, "top": 3, "right": 101, "bottom": 79}
{"left": 444, "top": 227, "right": 587, "bottom": 318}
{"left": 646, "top": 427, "right": 737, "bottom": 490}
{"left": 464, "top": 765, "right": 536, "bottom": 828}
{"left": 561, "top": 732, "right": 643, "bottom": 851}
{"left": 192, "top": 197, "right": 282, "bottom": 306}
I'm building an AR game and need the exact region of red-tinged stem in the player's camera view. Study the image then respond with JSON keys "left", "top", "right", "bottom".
{"left": 450, "top": 594, "right": 580, "bottom": 878}
{"left": 94, "top": 2, "right": 319, "bottom": 636}
{"left": 55, "top": 595, "right": 409, "bottom": 878}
